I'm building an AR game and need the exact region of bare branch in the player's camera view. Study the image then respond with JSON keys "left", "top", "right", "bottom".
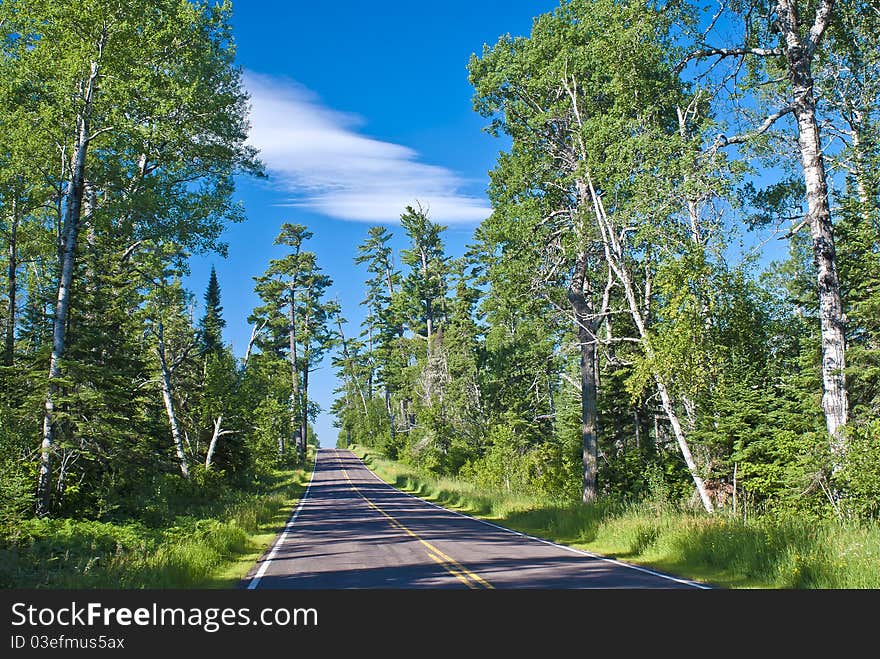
{"left": 709, "top": 105, "right": 794, "bottom": 153}
{"left": 87, "top": 125, "right": 115, "bottom": 141}
{"left": 561, "top": 372, "right": 582, "bottom": 394}
{"left": 779, "top": 216, "right": 810, "bottom": 239}
{"left": 676, "top": 46, "right": 782, "bottom": 73}
{"left": 242, "top": 318, "right": 268, "bottom": 372}
{"left": 120, "top": 240, "right": 143, "bottom": 262}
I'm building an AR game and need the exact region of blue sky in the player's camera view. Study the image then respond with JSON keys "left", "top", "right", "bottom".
{"left": 186, "top": 1, "right": 561, "bottom": 446}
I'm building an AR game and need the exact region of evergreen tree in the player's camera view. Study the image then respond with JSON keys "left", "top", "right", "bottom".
{"left": 200, "top": 266, "right": 226, "bottom": 355}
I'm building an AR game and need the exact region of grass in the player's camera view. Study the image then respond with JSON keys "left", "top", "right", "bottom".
{"left": 352, "top": 445, "right": 880, "bottom": 589}
{"left": 0, "top": 456, "right": 313, "bottom": 589}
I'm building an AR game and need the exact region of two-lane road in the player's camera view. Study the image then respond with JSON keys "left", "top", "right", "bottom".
{"left": 243, "top": 448, "right": 708, "bottom": 589}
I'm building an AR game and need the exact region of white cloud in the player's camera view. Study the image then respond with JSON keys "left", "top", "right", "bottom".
{"left": 244, "top": 72, "right": 491, "bottom": 224}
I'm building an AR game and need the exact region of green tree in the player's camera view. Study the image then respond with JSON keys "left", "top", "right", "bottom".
{"left": 0, "top": 0, "right": 262, "bottom": 516}
{"left": 354, "top": 225, "right": 404, "bottom": 442}
{"left": 470, "top": 0, "right": 725, "bottom": 509}
{"left": 682, "top": 0, "right": 859, "bottom": 470}
{"left": 252, "top": 224, "right": 333, "bottom": 460}
{"left": 200, "top": 266, "right": 226, "bottom": 356}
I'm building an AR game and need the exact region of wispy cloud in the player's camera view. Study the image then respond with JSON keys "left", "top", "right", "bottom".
{"left": 244, "top": 72, "right": 491, "bottom": 224}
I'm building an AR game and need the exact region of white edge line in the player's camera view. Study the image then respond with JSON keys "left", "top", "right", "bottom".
{"left": 350, "top": 450, "right": 712, "bottom": 590}
{"left": 246, "top": 449, "right": 320, "bottom": 590}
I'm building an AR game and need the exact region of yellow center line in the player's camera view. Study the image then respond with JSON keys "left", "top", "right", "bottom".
{"left": 341, "top": 464, "right": 494, "bottom": 590}
{"left": 426, "top": 551, "right": 477, "bottom": 589}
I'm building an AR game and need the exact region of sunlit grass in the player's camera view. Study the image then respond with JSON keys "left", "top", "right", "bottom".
{"left": 0, "top": 460, "right": 312, "bottom": 589}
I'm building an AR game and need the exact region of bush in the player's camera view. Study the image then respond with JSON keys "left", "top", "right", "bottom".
{"left": 0, "top": 458, "right": 35, "bottom": 525}
{"left": 462, "top": 425, "right": 532, "bottom": 494}
{"left": 837, "top": 421, "right": 880, "bottom": 520}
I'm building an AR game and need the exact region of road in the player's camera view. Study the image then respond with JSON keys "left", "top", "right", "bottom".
{"left": 243, "top": 448, "right": 709, "bottom": 589}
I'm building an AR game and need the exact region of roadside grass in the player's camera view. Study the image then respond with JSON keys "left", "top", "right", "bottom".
{"left": 352, "top": 446, "right": 880, "bottom": 589}
{"left": 0, "top": 456, "right": 312, "bottom": 589}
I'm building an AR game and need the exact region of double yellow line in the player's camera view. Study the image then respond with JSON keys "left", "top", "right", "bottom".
{"left": 341, "top": 465, "right": 493, "bottom": 590}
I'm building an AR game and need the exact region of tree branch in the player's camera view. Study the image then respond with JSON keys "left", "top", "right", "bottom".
{"left": 710, "top": 105, "right": 794, "bottom": 153}
{"left": 806, "top": 0, "right": 836, "bottom": 57}
{"left": 676, "top": 46, "right": 782, "bottom": 73}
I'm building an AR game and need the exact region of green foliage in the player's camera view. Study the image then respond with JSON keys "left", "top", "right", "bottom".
{"left": 837, "top": 421, "right": 880, "bottom": 519}
{"left": 200, "top": 266, "right": 226, "bottom": 355}
{"left": 0, "top": 467, "right": 306, "bottom": 588}
{"left": 2, "top": 0, "right": 879, "bottom": 589}
{"left": 251, "top": 223, "right": 334, "bottom": 456}
{"left": 0, "top": 457, "right": 35, "bottom": 525}
{"left": 461, "top": 425, "right": 530, "bottom": 493}
{"left": 330, "top": 0, "right": 880, "bottom": 526}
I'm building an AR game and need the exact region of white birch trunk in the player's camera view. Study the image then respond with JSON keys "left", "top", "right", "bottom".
{"left": 37, "top": 62, "right": 100, "bottom": 516}
{"left": 588, "top": 175, "right": 715, "bottom": 513}
{"left": 205, "top": 414, "right": 223, "bottom": 469}
{"left": 777, "top": 0, "right": 849, "bottom": 462}
{"left": 850, "top": 116, "right": 873, "bottom": 222}
{"left": 157, "top": 321, "right": 189, "bottom": 478}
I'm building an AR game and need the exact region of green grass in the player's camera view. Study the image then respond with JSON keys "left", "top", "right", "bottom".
{"left": 352, "top": 445, "right": 880, "bottom": 589}
{"left": 0, "top": 458, "right": 313, "bottom": 589}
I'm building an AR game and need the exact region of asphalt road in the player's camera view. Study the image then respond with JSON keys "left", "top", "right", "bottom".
{"left": 243, "top": 448, "right": 709, "bottom": 589}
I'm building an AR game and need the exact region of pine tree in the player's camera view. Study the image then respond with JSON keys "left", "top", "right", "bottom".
{"left": 200, "top": 266, "right": 226, "bottom": 355}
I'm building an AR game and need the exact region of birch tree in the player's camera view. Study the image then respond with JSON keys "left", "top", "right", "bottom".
{"left": 5, "top": 0, "right": 261, "bottom": 515}
{"left": 470, "top": 0, "right": 721, "bottom": 510}
{"left": 146, "top": 275, "right": 199, "bottom": 478}
{"left": 683, "top": 0, "right": 855, "bottom": 466}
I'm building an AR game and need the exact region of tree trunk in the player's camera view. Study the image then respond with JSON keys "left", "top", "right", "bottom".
{"left": 242, "top": 319, "right": 265, "bottom": 372}
{"left": 4, "top": 198, "right": 17, "bottom": 366}
{"left": 299, "top": 289, "right": 313, "bottom": 457}
{"left": 205, "top": 414, "right": 223, "bottom": 469}
{"left": 779, "top": 1, "right": 849, "bottom": 461}
{"left": 301, "top": 356, "right": 309, "bottom": 455}
{"left": 385, "top": 386, "right": 396, "bottom": 440}
{"left": 850, "top": 116, "right": 875, "bottom": 224}
{"left": 568, "top": 252, "right": 599, "bottom": 504}
{"left": 634, "top": 410, "right": 641, "bottom": 451}
{"left": 589, "top": 175, "right": 715, "bottom": 513}
{"left": 37, "top": 62, "right": 99, "bottom": 517}
{"left": 618, "top": 260, "right": 713, "bottom": 512}
{"left": 420, "top": 249, "right": 435, "bottom": 360}
{"left": 157, "top": 321, "right": 189, "bottom": 478}
{"left": 287, "top": 290, "right": 298, "bottom": 457}
{"left": 366, "top": 317, "right": 375, "bottom": 400}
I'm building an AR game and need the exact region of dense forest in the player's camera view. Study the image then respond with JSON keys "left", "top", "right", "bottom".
{"left": 0, "top": 0, "right": 878, "bottom": 588}
{"left": 0, "top": 0, "right": 333, "bottom": 530}
{"left": 333, "top": 0, "right": 880, "bottom": 521}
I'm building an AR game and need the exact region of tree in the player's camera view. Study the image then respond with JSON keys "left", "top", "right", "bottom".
{"left": 295, "top": 262, "right": 334, "bottom": 454}
{"left": 470, "top": 0, "right": 719, "bottom": 509}
{"left": 253, "top": 224, "right": 312, "bottom": 459}
{"left": 200, "top": 266, "right": 226, "bottom": 355}
{"left": 399, "top": 204, "right": 449, "bottom": 360}
{"left": 252, "top": 223, "right": 333, "bottom": 460}
{"left": 355, "top": 225, "right": 404, "bottom": 438}
{"left": 145, "top": 266, "right": 199, "bottom": 479}
{"left": 683, "top": 0, "right": 854, "bottom": 467}
{"left": 3, "top": 0, "right": 262, "bottom": 516}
